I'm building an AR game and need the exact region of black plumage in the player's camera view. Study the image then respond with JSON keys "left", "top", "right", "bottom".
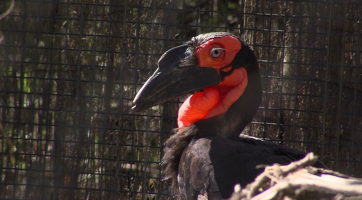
{"left": 133, "top": 32, "right": 325, "bottom": 200}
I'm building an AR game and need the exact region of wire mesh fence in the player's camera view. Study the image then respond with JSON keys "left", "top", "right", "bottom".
{"left": 0, "top": 0, "right": 361, "bottom": 199}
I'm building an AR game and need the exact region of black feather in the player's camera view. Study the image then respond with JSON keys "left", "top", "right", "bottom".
{"left": 161, "top": 32, "right": 326, "bottom": 199}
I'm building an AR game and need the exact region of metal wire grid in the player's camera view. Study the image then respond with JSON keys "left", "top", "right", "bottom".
{"left": 0, "top": 0, "right": 361, "bottom": 200}
{"left": 242, "top": 0, "right": 362, "bottom": 174}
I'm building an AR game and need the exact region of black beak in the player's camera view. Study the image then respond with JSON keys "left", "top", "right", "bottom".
{"left": 132, "top": 44, "right": 220, "bottom": 112}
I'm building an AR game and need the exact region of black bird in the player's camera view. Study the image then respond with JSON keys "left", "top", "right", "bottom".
{"left": 132, "top": 32, "right": 325, "bottom": 200}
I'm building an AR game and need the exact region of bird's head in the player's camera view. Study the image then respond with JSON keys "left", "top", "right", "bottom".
{"left": 133, "top": 32, "right": 261, "bottom": 137}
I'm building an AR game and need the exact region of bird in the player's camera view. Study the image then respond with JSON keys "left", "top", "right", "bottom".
{"left": 132, "top": 32, "right": 325, "bottom": 200}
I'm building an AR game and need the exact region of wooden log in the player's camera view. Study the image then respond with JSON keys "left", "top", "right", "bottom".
{"left": 230, "top": 153, "right": 362, "bottom": 200}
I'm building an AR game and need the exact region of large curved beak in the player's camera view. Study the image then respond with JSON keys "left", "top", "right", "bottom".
{"left": 132, "top": 44, "right": 220, "bottom": 112}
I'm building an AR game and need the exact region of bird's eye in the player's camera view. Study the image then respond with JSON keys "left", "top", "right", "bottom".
{"left": 210, "top": 48, "right": 224, "bottom": 58}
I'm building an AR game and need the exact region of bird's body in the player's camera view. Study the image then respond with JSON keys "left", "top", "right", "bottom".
{"left": 132, "top": 32, "right": 325, "bottom": 199}
{"left": 163, "top": 126, "right": 325, "bottom": 199}
{"left": 181, "top": 136, "right": 327, "bottom": 199}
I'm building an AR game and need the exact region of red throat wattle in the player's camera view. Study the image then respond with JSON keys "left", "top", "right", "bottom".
{"left": 178, "top": 68, "right": 248, "bottom": 128}
{"left": 177, "top": 35, "right": 248, "bottom": 128}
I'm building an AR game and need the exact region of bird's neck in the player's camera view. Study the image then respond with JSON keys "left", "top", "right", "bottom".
{"left": 190, "top": 67, "right": 261, "bottom": 139}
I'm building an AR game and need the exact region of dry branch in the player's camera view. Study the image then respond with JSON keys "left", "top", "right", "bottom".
{"left": 230, "top": 153, "right": 362, "bottom": 200}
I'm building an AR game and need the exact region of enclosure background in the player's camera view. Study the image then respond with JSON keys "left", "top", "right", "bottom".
{"left": 0, "top": 0, "right": 361, "bottom": 199}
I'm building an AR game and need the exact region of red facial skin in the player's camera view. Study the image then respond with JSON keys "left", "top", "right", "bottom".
{"left": 177, "top": 36, "right": 248, "bottom": 128}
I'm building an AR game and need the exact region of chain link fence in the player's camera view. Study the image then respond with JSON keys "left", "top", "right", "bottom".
{"left": 0, "top": 0, "right": 361, "bottom": 199}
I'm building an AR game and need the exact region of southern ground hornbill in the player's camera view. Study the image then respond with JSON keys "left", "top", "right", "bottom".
{"left": 132, "top": 32, "right": 325, "bottom": 199}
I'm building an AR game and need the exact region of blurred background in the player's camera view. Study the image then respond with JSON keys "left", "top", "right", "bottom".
{"left": 0, "top": 0, "right": 361, "bottom": 199}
